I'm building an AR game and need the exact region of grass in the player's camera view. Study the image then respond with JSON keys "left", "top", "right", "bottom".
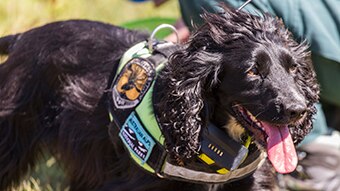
{"left": 11, "top": 156, "right": 69, "bottom": 191}
{"left": 0, "top": 0, "right": 179, "bottom": 190}
{"left": 0, "top": 0, "right": 180, "bottom": 35}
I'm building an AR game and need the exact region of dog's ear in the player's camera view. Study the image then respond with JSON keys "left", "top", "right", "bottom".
{"left": 158, "top": 44, "right": 222, "bottom": 161}
{"left": 157, "top": 5, "right": 246, "bottom": 161}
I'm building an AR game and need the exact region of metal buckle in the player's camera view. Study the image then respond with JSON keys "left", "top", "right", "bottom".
{"left": 148, "top": 24, "right": 179, "bottom": 52}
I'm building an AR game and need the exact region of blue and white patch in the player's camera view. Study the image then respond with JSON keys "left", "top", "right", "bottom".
{"left": 119, "top": 112, "right": 155, "bottom": 164}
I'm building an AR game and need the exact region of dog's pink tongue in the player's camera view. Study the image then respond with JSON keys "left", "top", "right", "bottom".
{"left": 262, "top": 122, "right": 298, "bottom": 174}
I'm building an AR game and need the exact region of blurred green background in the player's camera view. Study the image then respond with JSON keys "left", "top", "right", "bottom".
{"left": 0, "top": 0, "right": 180, "bottom": 34}
{"left": 0, "top": 0, "right": 179, "bottom": 190}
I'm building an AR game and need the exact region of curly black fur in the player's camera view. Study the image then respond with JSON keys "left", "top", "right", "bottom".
{"left": 156, "top": 44, "right": 222, "bottom": 160}
{"left": 0, "top": 5, "right": 318, "bottom": 191}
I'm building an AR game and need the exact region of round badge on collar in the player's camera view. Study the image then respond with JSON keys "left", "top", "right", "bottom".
{"left": 112, "top": 58, "right": 155, "bottom": 109}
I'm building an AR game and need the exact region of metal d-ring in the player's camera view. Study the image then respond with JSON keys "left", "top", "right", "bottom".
{"left": 148, "top": 24, "right": 179, "bottom": 52}
{"left": 237, "top": 0, "right": 253, "bottom": 12}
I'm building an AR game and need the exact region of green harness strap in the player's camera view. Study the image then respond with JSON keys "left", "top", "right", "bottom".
{"left": 114, "top": 41, "right": 166, "bottom": 146}
{"left": 129, "top": 63, "right": 166, "bottom": 173}
{"left": 135, "top": 64, "right": 165, "bottom": 145}
{"left": 109, "top": 41, "right": 167, "bottom": 173}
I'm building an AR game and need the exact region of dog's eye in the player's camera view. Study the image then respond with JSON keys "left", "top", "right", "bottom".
{"left": 247, "top": 67, "right": 260, "bottom": 77}
{"left": 289, "top": 63, "right": 298, "bottom": 73}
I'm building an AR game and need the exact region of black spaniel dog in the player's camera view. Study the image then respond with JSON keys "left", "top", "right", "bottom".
{"left": 0, "top": 5, "right": 318, "bottom": 191}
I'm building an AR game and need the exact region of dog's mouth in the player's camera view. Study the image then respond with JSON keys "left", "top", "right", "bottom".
{"left": 232, "top": 105, "right": 298, "bottom": 174}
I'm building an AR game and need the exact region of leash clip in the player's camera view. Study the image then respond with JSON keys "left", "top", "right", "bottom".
{"left": 148, "top": 24, "right": 179, "bottom": 52}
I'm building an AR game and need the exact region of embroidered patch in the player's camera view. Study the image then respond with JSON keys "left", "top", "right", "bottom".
{"left": 119, "top": 112, "right": 155, "bottom": 164}
{"left": 112, "top": 58, "right": 154, "bottom": 109}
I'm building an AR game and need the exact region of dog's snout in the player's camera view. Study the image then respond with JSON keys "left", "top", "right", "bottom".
{"left": 284, "top": 103, "right": 307, "bottom": 121}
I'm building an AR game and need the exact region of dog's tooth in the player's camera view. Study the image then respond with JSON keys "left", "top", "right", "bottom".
{"left": 249, "top": 113, "right": 257, "bottom": 122}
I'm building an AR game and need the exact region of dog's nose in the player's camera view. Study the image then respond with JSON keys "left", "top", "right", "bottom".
{"left": 284, "top": 103, "right": 307, "bottom": 121}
